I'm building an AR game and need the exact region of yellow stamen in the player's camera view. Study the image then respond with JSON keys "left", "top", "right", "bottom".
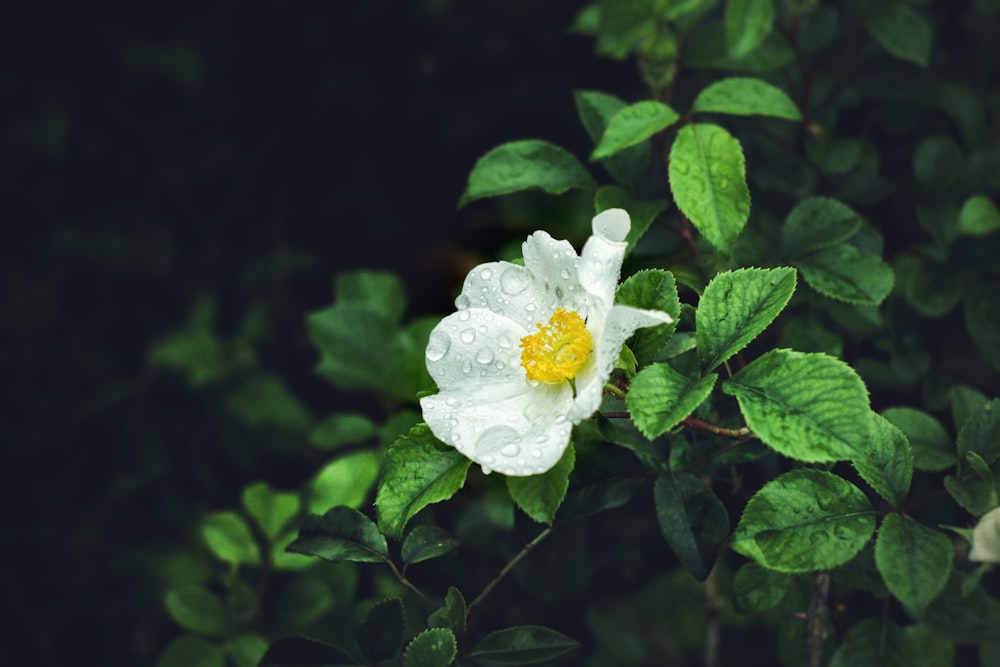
{"left": 519, "top": 309, "right": 593, "bottom": 383}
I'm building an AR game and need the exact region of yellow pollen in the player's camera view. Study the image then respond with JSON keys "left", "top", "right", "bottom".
{"left": 519, "top": 309, "right": 593, "bottom": 383}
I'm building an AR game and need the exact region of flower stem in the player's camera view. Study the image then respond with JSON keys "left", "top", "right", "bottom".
{"left": 467, "top": 527, "right": 553, "bottom": 616}
{"left": 604, "top": 382, "right": 627, "bottom": 402}
{"left": 682, "top": 417, "right": 751, "bottom": 439}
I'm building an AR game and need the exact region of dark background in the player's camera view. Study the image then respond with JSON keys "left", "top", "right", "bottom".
{"left": 0, "top": 3, "right": 635, "bottom": 664}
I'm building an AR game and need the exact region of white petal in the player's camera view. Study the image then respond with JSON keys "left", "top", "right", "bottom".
{"left": 970, "top": 506, "right": 1000, "bottom": 563}
{"left": 421, "top": 381, "right": 574, "bottom": 476}
{"left": 425, "top": 308, "right": 528, "bottom": 389}
{"left": 579, "top": 211, "right": 630, "bottom": 321}
{"left": 520, "top": 231, "right": 591, "bottom": 317}
{"left": 593, "top": 207, "right": 630, "bottom": 243}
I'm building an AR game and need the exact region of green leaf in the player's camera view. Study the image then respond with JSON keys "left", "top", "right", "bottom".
{"left": 615, "top": 269, "right": 681, "bottom": 364}
{"left": 287, "top": 506, "right": 389, "bottom": 564}
{"left": 201, "top": 512, "right": 260, "bottom": 566}
{"left": 458, "top": 140, "right": 595, "bottom": 207}
{"left": 507, "top": 442, "right": 575, "bottom": 524}
{"left": 594, "top": 187, "right": 669, "bottom": 256}
{"left": 951, "top": 385, "right": 988, "bottom": 432}
{"left": 781, "top": 197, "right": 862, "bottom": 255}
{"left": 557, "top": 476, "right": 644, "bottom": 522}
{"left": 594, "top": 0, "right": 655, "bottom": 59}
{"left": 224, "top": 635, "right": 269, "bottom": 667}
{"left": 335, "top": 271, "right": 406, "bottom": 324}
{"left": 731, "top": 563, "right": 790, "bottom": 613}
{"left": 272, "top": 573, "right": 335, "bottom": 629}
{"left": 684, "top": 21, "right": 794, "bottom": 72}
{"left": 902, "top": 624, "right": 956, "bottom": 667}
{"left": 403, "top": 628, "right": 457, "bottom": 667}
{"left": 310, "top": 413, "right": 377, "bottom": 450}
{"left": 692, "top": 76, "right": 799, "bottom": 120}
{"left": 242, "top": 482, "right": 301, "bottom": 541}
{"left": 627, "top": 364, "right": 717, "bottom": 439}
{"left": 959, "top": 195, "right": 1000, "bottom": 236}
{"left": 148, "top": 296, "right": 230, "bottom": 388}
{"left": 164, "top": 586, "right": 231, "bottom": 637}
{"left": 358, "top": 598, "right": 404, "bottom": 663}
{"left": 654, "top": 472, "right": 729, "bottom": 580}
{"left": 469, "top": 626, "right": 582, "bottom": 665}
{"left": 829, "top": 618, "right": 922, "bottom": 667}
{"left": 852, "top": 413, "right": 913, "bottom": 507}
{"left": 259, "top": 636, "right": 353, "bottom": 666}
{"left": 308, "top": 450, "right": 380, "bottom": 514}
{"left": 860, "top": 1, "right": 932, "bottom": 67}
{"left": 923, "top": 574, "right": 1000, "bottom": 644}
{"left": 957, "top": 399, "right": 1000, "bottom": 466}
{"left": 591, "top": 101, "right": 680, "bottom": 161}
{"left": 875, "top": 514, "right": 953, "bottom": 618}
{"left": 669, "top": 123, "right": 750, "bottom": 254}
{"left": 881, "top": 407, "right": 954, "bottom": 472}
{"left": 428, "top": 587, "right": 466, "bottom": 644}
{"left": 914, "top": 135, "right": 963, "bottom": 192}
{"left": 696, "top": 267, "right": 797, "bottom": 372}
{"left": 966, "top": 451, "right": 995, "bottom": 486}
{"left": 226, "top": 374, "right": 312, "bottom": 432}
{"left": 724, "top": 350, "right": 872, "bottom": 462}
{"left": 575, "top": 91, "right": 652, "bottom": 189}
{"left": 796, "top": 244, "right": 894, "bottom": 305}
{"left": 157, "top": 635, "right": 226, "bottom": 667}
{"left": 898, "top": 256, "right": 961, "bottom": 318}
{"left": 401, "top": 525, "right": 459, "bottom": 565}
{"left": 730, "top": 469, "right": 875, "bottom": 573}
{"left": 963, "top": 283, "right": 1000, "bottom": 372}
{"left": 725, "top": 0, "right": 775, "bottom": 59}
{"left": 375, "top": 424, "right": 472, "bottom": 538}
{"left": 944, "top": 473, "right": 997, "bottom": 515}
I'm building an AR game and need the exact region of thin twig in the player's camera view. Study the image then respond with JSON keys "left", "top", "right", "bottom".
{"left": 385, "top": 560, "right": 432, "bottom": 603}
{"left": 805, "top": 572, "right": 831, "bottom": 667}
{"left": 703, "top": 566, "right": 720, "bottom": 667}
{"left": 682, "top": 417, "right": 752, "bottom": 439}
{"left": 467, "top": 527, "right": 553, "bottom": 616}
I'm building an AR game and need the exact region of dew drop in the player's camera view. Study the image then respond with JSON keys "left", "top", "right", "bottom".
{"left": 462, "top": 359, "right": 472, "bottom": 374}
{"left": 475, "top": 425, "right": 521, "bottom": 460}
{"left": 478, "top": 325, "right": 487, "bottom": 333}
{"left": 500, "top": 267, "right": 530, "bottom": 295}
{"left": 426, "top": 331, "right": 451, "bottom": 361}
{"left": 497, "top": 334, "right": 513, "bottom": 348}
{"left": 458, "top": 310, "right": 470, "bottom": 321}
{"left": 460, "top": 328, "right": 476, "bottom": 344}
{"left": 535, "top": 434, "right": 549, "bottom": 443}
{"left": 455, "top": 294, "right": 470, "bottom": 309}
{"left": 525, "top": 303, "right": 537, "bottom": 313}
{"left": 481, "top": 465, "right": 493, "bottom": 475}
{"left": 531, "top": 449, "right": 542, "bottom": 458}
{"left": 480, "top": 268, "right": 493, "bottom": 280}
{"left": 501, "top": 443, "right": 521, "bottom": 457}
{"left": 560, "top": 268, "right": 571, "bottom": 280}
{"left": 476, "top": 348, "right": 494, "bottom": 364}
{"left": 494, "top": 360, "right": 506, "bottom": 370}
{"left": 446, "top": 397, "right": 460, "bottom": 407}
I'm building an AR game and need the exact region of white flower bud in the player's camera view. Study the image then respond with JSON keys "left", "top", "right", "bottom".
{"left": 970, "top": 506, "right": 1000, "bottom": 563}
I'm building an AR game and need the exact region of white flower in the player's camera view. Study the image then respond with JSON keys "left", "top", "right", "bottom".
{"left": 970, "top": 506, "right": 1000, "bottom": 563}
{"left": 419, "top": 208, "right": 673, "bottom": 476}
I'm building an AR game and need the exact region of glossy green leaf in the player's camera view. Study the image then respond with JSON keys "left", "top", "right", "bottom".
{"left": 309, "top": 413, "right": 376, "bottom": 450}
{"left": 164, "top": 586, "right": 231, "bottom": 637}
{"left": 358, "top": 598, "right": 404, "bottom": 663}
{"left": 730, "top": 469, "right": 875, "bottom": 573}
{"left": 507, "top": 442, "right": 575, "bottom": 525}
{"left": 335, "top": 271, "right": 405, "bottom": 323}
{"left": 944, "top": 473, "right": 997, "bottom": 515}
{"left": 696, "top": 267, "right": 796, "bottom": 372}
{"left": 963, "top": 283, "right": 1000, "bottom": 371}
{"left": 401, "top": 525, "right": 459, "bottom": 565}
{"left": 914, "top": 135, "right": 963, "bottom": 192}
{"left": 469, "top": 625, "right": 582, "bottom": 664}
{"left": 201, "top": 512, "right": 260, "bottom": 566}
{"left": 575, "top": 91, "right": 652, "bottom": 188}
{"left": 157, "top": 635, "right": 226, "bottom": 667}
{"left": 594, "top": 186, "right": 668, "bottom": 255}
{"left": 829, "top": 618, "right": 922, "bottom": 667}
{"left": 852, "top": 413, "right": 913, "bottom": 507}
{"left": 725, "top": 0, "right": 775, "bottom": 58}
{"left": 957, "top": 399, "right": 1000, "bottom": 466}
{"left": 724, "top": 350, "right": 872, "bottom": 462}
{"left": 693, "top": 76, "right": 799, "bottom": 120}
{"left": 669, "top": 123, "right": 750, "bottom": 254}
{"left": 860, "top": 1, "right": 932, "bottom": 67}
{"left": 556, "top": 476, "right": 644, "bottom": 522}
{"left": 428, "top": 587, "right": 466, "bottom": 644}
{"left": 654, "top": 472, "right": 729, "bottom": 580}
{"left": 258, "top": 636, "right": 353, "bottom": 666}
{"left": 594, "top": 0, "right": 655, "bottom": 59}
{"left": 242, "top": 482, "right": 300, "bottom": 541}
{"left": 731, "top": 563, "right": 790, "bottom": 613}
{"left": 403, "top": 628, "right": 456, "bottom": 667}
{"left": 627, "top": 364, "right": 717, "bottom": 439}
{"left": 458, "top": 140, "right": 595, "bottom": 207}
{"left": 951, "top": 385, "right": 988, "bottom": 432}
{"left": 875, "top": 514, "right": 953, "bottom": 617}
{"left": 683, "top": 21, "right": 794, "bottom": 72}
{"left": 308, "top": 450, "right": 380, "bottom": 514}
{"left": 881, "top": 407, "right": 954, "bottom": 472}
{"left": 591, "top": 101, "right": 679, "bottom": 161}
{"left": 796, "top": 244, "right": 894, "bottom": 305}
{"left": 287, "top": 506, "right": 388, "bottom": 564}
{"left": 781, "top": 197, "right": 862, "bottom": 255}
{"left": 376, "top": 424, "right": 472, "bottom": 538}
{"left": 958, "top": 195, "right": 1000, "bottom": 236}
{"left": 224, "top": 635, "right": 269, "bottom": 667}
{"left": 615, "top": 268, "right": 681, "bottom": 364}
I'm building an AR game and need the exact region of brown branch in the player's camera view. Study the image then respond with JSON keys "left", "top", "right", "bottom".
{"left": 805, "top": 572, "right": 831, "bottom": 667}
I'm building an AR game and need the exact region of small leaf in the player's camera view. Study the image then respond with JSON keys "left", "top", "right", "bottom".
{"left": 335, "top": 271, "right": 406, "bottom": 324}
{"left": 308, "top": 450, "right": 380, "bottom": 514}
{"left": 287, "top": 506, "right": 389, "bottom": 564}
{"left": 860, "top": 1, "right": 932, "bottom": 67}
{"left": 628, "top": 364, "right": 717, "bottom": 439}
{"left": 507, "top": 442, "right": 575, "bottom": 524}
{"left": 796, "top": 244, "right": 894, "bottom": 305}
{"left": 669, "top": 123, "right": 751, "bottom": 254}
{"left": 966, "top": 451, "right": 996, "bottom": 486}
{"left": 898, "top": 257, "right": 961, "bottom": 318}
{"left": 696, "top": 267, "right": 797, "bottom": 372}
{"left": 852, "top": 413, "right": 913, "bottom": 507}
{"left": 881, "top": 407, "right": 954, "bottom": 472}
{"left": 725, "top": 0, "right": 775, "bottom": 58}
{"left": 403, "top": 628, "right": 457, "bottom": 667}
{"left": 428, "top": 587, "right": 467, "bottom": 644}
{"left": 469, "top": 625, "right": 582, "bottom": 665}
{"left": 309, "top": 413, "right": 377, "bottom": 450}
{"left": 958, "top": 195, "right": 1000, "bottom": 237}
{"left": 692, "top": 76, "right": 799, "bottom": 120}
{"left": 730, "top": 469, "right": 875, "bottom": 573}
{"left": 157, "top": 635, "right": 226, "bottom": 667}
{"left": 780, "top": 197, "right": 862, "bottom": 255}
{"left": 591, "top": 100, "right": 680, "bottom": 161}
{"left": 654, "top": 472, "right": 729, "bottom": 580}
{"left": 957, "top": 399, "right": 1000, "bottom": 466}
{"left": 224, "top": 635, "right": 269, "bottom": 667}
{"left": 723, "top": 350, "right": 872, "bottom": 462}
{"left": 201, "top": 512, "right": 260, "bottom": 566}
{"left": 459, "top": 140, "right": 595, "bottom": 207}
{"left": 375, "top": 424, "right": 472, "bottom": 538}
{"left": 357, "top": 598, "right": 404, "bottom": 663}
{"left": 401, "top": 525, "right": 459, "bottom": 565}
{"left": 556, "top": 476, "right": 644, "bottom": 522}
{"left": 875, "top": 514, "right": 953, "bottom": 618}
{"left": 575, "top": 91, "right": 652, "bottom": 189}
{"left": 164, "top": 586, "right": 231, "bottom": 637}
{"left": 951, "top": 385, "right": 988, "bottom": 432}
{"left": 731, "top": 563, "right": 790, "bottom": 613}
{"left": 829, "top": 618, "right": 923, "bottom": 667}
{"left": 242, "top": 482, "right": 301, "bottom": 541}
{"left": 944, "top": 473, "right": 997, "bottom": 516}
{"left": 963, "top": 282, "right": 1000, "bottom": 372}
{"left": 615, "top": 269, "right": 681, "bottom": 364}
{"left": 258, "top": 636, "right": 353, "bottom": 666}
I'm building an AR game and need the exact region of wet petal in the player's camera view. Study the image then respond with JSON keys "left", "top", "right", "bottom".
{"left": 425, "top": 308, "right": 528, "bottom": 389}
{"left": 579, "top": 209, "right": 630, "bottom": 321}
{"left": 521, "top": 231, "right": 590, "bottom": 317}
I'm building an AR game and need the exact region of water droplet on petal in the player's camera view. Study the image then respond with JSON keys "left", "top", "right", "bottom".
{"left": 478, "top": 325, "right": 487, "bottom": 333}
{"left": 501, "top": 443, "right": 520, "bottom": 457}
{"left": 475, "top": 425, "right": 521, "bottom": 460}
{"left": 460, "top": 328, "right": 476, "bottom": 344}
{"left": 476, "top": 348, "right": 494, "bottom": 364}
{"left": 481, "top": 465, "right": 492, "bottom": 475}
{"left": 480, "top": 268, "right": 493, "bottom": 280}
{"left": 426, "top": 331, "right": 451, "bottom": 361}
{"left": 455, "top": 294, "right": 470, "bottom": 309}
{"left": 560, "top": 269, "right": 570, "bottom": 280}
{"left": 462, "top": 359, "right": 472, "bottom": 374}
{"left": 500, "top": 267, "right": 530, "bottom": 295}
{"left": 445, "top": 397, "right": 461, "bottom": 407}
{"left": 525, "top": 303, "right": 537, "bottom": 312}
{"left": 531, "top": 449, "right": 542, "bottom": 458}
{"left": 458, "top": 310, "right": 470, "bottom": 321}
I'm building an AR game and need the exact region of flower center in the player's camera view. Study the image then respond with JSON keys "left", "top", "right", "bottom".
{"left": 519, "top": 309, "right": 593, "bottom": 383}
